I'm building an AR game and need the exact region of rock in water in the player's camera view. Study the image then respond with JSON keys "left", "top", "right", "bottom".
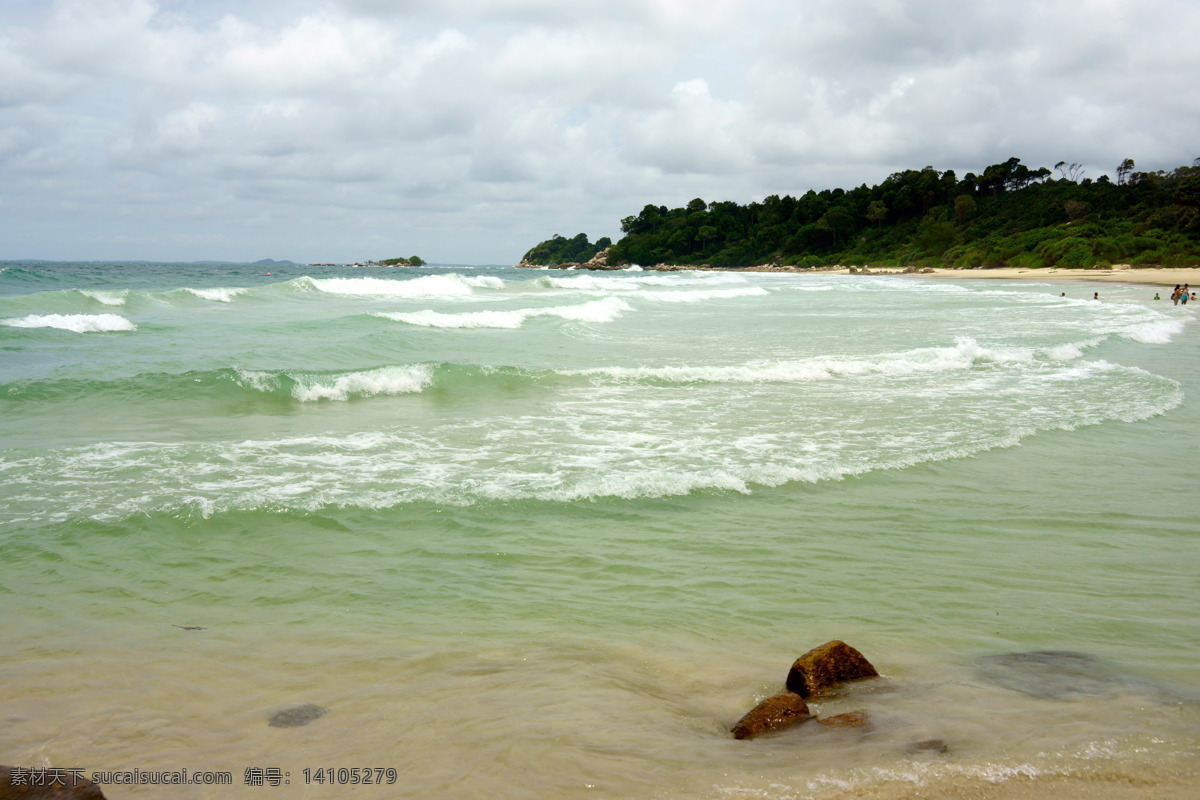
{"left": 731, "top": 693, "right": 812, "bottom": 740}
{"left": 817, "top": 711, "right": 873, "bottom": 730}
{"left": 974, "top": 650, "right": 1145, "bottom": 701}
{"left": 268, "top": 703, "right": 328, "bottom": 728}
{"left": 1, "top": 767, "right": 106, "bottom": 799}
{"left": 905, "top": 738, "right": 950, "bottom": 755}
{"left": 785, "top": 641, "right": 879, "bottom": 698}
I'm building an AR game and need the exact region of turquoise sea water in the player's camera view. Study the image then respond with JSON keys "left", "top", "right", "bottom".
{"left": 1, "top": 261, "right": 1197, "bottom": 799}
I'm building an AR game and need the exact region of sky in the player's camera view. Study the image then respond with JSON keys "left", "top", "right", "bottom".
{"left": 2, "top": 0, "right": 1198, "bottom": 265}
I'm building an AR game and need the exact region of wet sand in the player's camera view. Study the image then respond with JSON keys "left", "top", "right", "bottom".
{"left": 820, "top": 772, "right": 1200, "bottom": 800}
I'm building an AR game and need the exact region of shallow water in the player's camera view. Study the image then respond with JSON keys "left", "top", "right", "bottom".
{"left": 1, "top": 262, "right": 1197, "bottom": 798}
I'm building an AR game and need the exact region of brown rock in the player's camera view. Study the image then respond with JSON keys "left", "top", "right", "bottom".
{"left": 1, "top": 767, "right": 106, "bottom": 800}
{"left": 785, "top": 640, "right": 879, "bottom": 698}
{"left": 817, "top": 711, "right": 873, "bottom": 730}
{"left": 731, "top": 692, "right": 812, "bottom": 740}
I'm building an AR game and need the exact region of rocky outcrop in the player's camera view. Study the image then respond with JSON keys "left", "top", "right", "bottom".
{"left": 514, "top": 247, "right": 624, "bottom": 271}
{"left": 0, "top": 767, "right": 106, "bottom": 800}
{"left": 731, "top": 692, "right": 812, "bottom": 740}
{"left": 731, "top": 641, "right": 879, "bottom": 740}
{"left": 785, "top": 640, "right": 879, "bottom": 698}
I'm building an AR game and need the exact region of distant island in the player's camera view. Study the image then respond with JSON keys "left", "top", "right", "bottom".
{"left": 519, "top": 157, "right": 1200, "bottom": 270}
{"left": 309, "top": 256, "right": 427, "bottom": 267}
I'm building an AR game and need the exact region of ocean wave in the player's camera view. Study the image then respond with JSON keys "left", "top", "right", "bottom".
{"left": 632, "top": 287, "right": 769, "bottom": 303}
{"left": 302, "top": 273, "right": 504, "bottom": 298}
{"left": 539, "top": 273, "right": 749, "bottom": 291}
{"left": 375, "top": 297, "right": 632, "bottom": 329}
{"left": 566, "top": 337, "right": 1097, "bottom": 385}
{"left": 184, "top": 287, "right": 247, "bottom": 303}
{"left": 0, "top": 313, "right": 136, "bottom": 333}
{"left": 1121, "top": 317, "right": 1186, "bottom": 344}
{"left": 234, "top": 365, "right": 434, "bottom": 401}
{"left": 79, "top": 290, "right": 128, "bottom": 306}
{"left": 2, "top": 363, "right": 1180, "bottom": 521}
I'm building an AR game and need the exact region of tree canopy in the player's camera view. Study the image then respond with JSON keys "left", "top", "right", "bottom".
{"left": 520, "top": 232, "right": 612, "bottom": 265}
{"left": 376, "top": 256, "right": 426, "bottom": 266}
{"left": 526, "top": 157, "right": 1200, "bottom": 269}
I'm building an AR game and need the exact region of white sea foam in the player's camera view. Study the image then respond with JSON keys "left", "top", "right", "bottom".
{"left": 567, "top": 336, "right": 1087, "bottom": 385}
{"left": 291, "top": 365, "right": 434, "bottom": 401}
{"left": 0, "top": 313, "right": 136, "bottom": 332}
{"left": 235, "top": 365, "right": 434, "bottom": 401}
{"left": 1122, "top": 317, "right": 1186, "bottom": 344}
{"left": 307, "top": 274, "right": 502, "bottom": 298}
{"left": 632, "top": 286, "right": 769, "bottom": 302}
{"left": 541, "top": 273, "right": 748, "bottom": 291}
{"left": 376, "top": 297, "right": 632, "bottom": 329}
{"left": 186, "top": 287, "right": 247, "bottom": 303}
{"left": 79, "top": 290, "right": 128, "bottom": 306}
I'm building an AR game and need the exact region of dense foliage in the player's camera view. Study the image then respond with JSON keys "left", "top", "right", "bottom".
{"left": 376, "top": 256, "right": 426, "bottom": 266}
{"left": 533, "top": 158, "right": 1200, "bottom": 269}
{"left": 520, "top": 233, "right": 612, "bottom": 265}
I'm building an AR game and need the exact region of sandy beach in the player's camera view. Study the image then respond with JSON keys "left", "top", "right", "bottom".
{"left": 834, "top": 265, "right": 1200, "bottom": 288}
{"left": 820, "top": 771, "right": 1200, "bottom": 800}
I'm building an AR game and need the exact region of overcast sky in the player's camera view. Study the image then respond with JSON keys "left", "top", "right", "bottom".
{"left": 2, "top": 0, "right": 1197, "bottom": 264}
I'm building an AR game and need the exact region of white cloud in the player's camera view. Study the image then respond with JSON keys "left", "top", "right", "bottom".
{"left": 0, "top": 0, "right": 1197, "bottom": 263}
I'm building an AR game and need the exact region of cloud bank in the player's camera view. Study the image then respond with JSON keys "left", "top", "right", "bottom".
{"left": 2, "top": 0, "right": 1197, "bottom": 263}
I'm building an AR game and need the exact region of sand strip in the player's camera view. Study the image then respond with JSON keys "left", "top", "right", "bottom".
{"left": 836, "top": 266, "right": 1200, "bottom": 288}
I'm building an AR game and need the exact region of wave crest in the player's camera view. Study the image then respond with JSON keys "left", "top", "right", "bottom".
{"left": 1, "top": 313, "right": 136, "bottom": 333}
{"left": 235, "top": 365, "right": 434, "bottom": 401}
{"left": 304, "top": 273, "right": 503, "bottom": 298}
{"left": 376, "top": 297, "right": 632, "bottom": 329}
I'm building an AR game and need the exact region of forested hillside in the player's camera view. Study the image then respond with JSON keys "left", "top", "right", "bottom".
{"left": 524, "top": 158, "right": 1200, "bottom": 268}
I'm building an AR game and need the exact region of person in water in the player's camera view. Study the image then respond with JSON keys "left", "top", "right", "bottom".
{"left": 1154, "top": 293, "right": 1161, "bottom": 300}
{"left": 1093, "top": 292, "right": 1099, "bottom": 300}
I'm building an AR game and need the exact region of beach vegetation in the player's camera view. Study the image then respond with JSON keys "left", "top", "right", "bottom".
{"left": 528, "top": 157, "right": 1200, "bottom": 269}
{"left": 521, "top": 232, "right": 612, "bottom": 265}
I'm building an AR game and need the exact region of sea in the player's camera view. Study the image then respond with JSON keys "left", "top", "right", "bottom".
{"left": 1, "top": 261, "right": 1197, "bottom": 799}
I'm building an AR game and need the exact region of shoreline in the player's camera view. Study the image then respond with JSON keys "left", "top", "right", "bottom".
{"left": 816, "top": 771, "right": 1200, "bottom": 800}
{"left": 838, "top": 265, "right": 1200, "bottom": 288}
{"left": 519, "top": 261, "right": 1200, "bottom": 288}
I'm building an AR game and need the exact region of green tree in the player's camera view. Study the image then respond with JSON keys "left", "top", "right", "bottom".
{"left": 866, "top": 200, "right": 887, "bottom": 229}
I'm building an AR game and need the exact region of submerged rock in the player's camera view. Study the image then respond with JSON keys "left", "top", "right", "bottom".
{"left": 731, "top": 693, "right": 812, "bottom": 740}
{"left": 268, "top": 703, "right": 328, "bottom": 728}
{"left": 974, "top": 650, "right": 1151, "bottom": 701}
{"left": 817, "top": 711, "right": 874, "bottom": 730}
{"left": 785, "top": 641, "right": 879, "bottom": 698}
{"left": 0, "top": 766, "right": 106, "bottom": 799}
{"left": 905, "top": 738, "right": 950, "bottom": 755}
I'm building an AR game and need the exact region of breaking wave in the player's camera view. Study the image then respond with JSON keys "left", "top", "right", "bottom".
{"left": 1, "top": 313, "right": 136, "bottom": 333}
{"left": 302, "top": 274, "right": 504, "bottom": 298}
{"left": 375, "top": 297, "right": 632, "bottom": 328}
